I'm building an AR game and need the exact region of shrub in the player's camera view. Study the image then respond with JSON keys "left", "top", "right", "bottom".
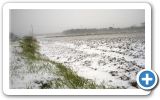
{"left": 19, "top": 36, "right": 40, "bottom": 60}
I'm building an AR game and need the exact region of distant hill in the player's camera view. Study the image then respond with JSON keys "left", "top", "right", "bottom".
{"left": 63, "top": 26, "right": 145, "bottom": 36}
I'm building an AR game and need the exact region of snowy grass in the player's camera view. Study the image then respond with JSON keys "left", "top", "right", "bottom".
{"left": 54, "top": 62, "right": 105, "bottom": 89}
{"left": 43, "top": 59, "right": 106, "bottom": 89}
{"left": 14, "top": 36, "right": 106, "bottom": 89}
{"left": 19, "top": 36, "right": 40, "bottom": 60}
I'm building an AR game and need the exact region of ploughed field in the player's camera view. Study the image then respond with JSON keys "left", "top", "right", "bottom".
{"left": 38, "top": 33, "right": 145, "bottom": 89}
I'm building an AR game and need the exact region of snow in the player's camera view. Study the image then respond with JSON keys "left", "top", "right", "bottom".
{"left": 38, "top": 33, "right": 145, "bottom": 89}
{"left": 10, "top": 33, "right": 145, "bottom": 89}
{"left": 10, "top": 42, "right": 58, "bottom": 89}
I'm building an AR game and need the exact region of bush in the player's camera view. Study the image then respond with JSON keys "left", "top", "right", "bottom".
{"left": 19, "top": 36, "right": 40, "bottom": 60}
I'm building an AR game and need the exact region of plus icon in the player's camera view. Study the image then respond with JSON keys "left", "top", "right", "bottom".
{"left": 137, "top": 70, "right": 158, "bottom": 90}
{"left": 142, "top": 74, "right": 153, "bottom": 85}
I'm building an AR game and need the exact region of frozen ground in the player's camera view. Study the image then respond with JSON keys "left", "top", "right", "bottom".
{"left": 38, "top": 33, "right": 145, "bottom": 89}
{"left": 10, "top": 42, "right": 59, "bottom": 89}
{"left": 10, "top": 33, "right": 145, "bottom": 89}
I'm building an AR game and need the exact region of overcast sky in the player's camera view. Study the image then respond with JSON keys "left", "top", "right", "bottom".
{"left": 10, "top": 9, "right": 145, "bottom": 35}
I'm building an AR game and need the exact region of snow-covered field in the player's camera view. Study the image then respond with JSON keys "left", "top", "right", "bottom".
{"left": 10, "top": 42, "right": 59, "bottom": 89}
{"left": 38, "top": 33, "right": 145, "bottom": 89}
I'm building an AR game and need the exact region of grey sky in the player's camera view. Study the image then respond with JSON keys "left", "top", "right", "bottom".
{"left": 10, "top": 9, "right": 145, "bottom": 35}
